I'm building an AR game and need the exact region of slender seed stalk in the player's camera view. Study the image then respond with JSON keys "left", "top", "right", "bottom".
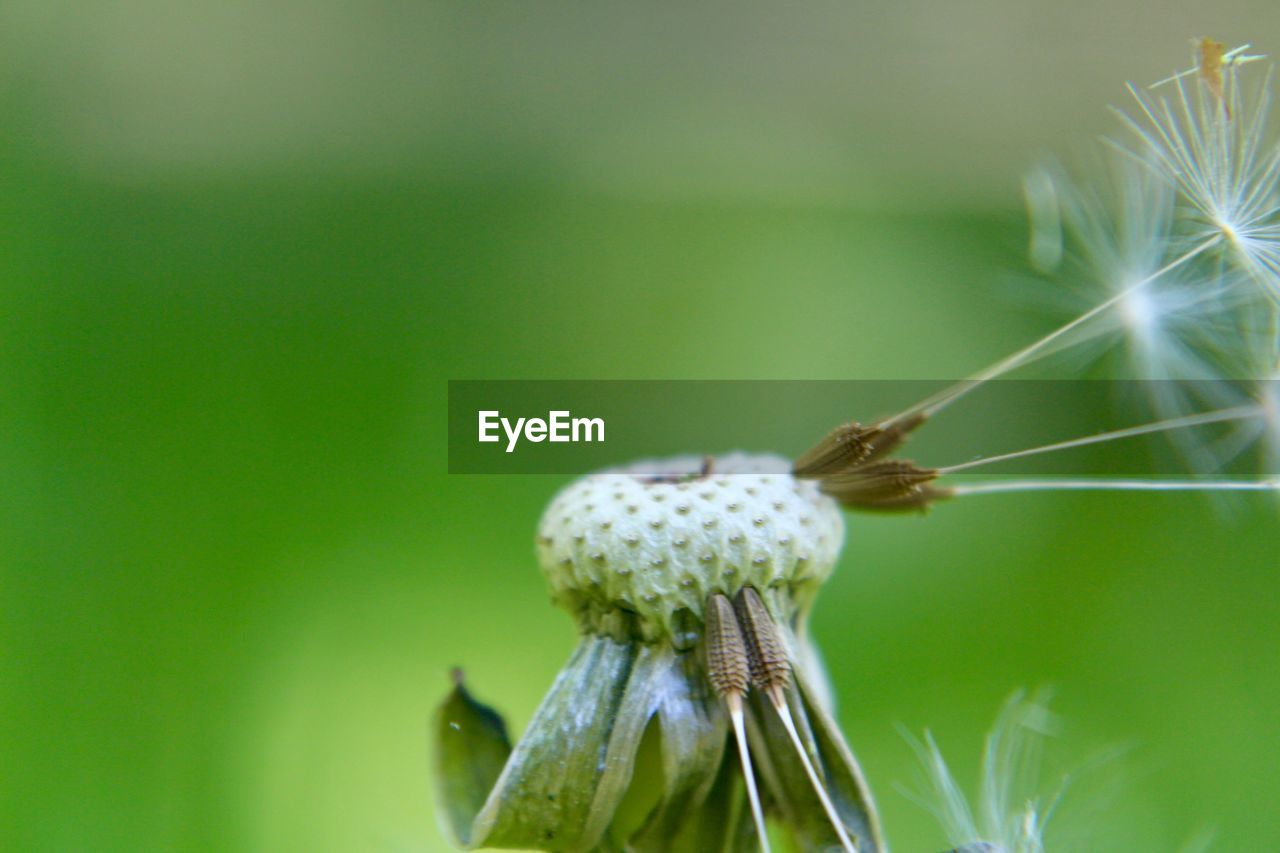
{"left": 883, "top": 236, "right": 1221, "bottom": 428}
{"left": 936, "top": 404, "right": 1264, "bottom": 474}
{"left": 951, "top": 478, "right": 1280, "bottom": 496}
{"left": 771, "top": 704, "right": 859, "bottom": 853}
{"left": 728, "top": 696, "right": 770, "bottom": 853}
{"left": 734, "top": 588, "right": 858, "bottom": 853}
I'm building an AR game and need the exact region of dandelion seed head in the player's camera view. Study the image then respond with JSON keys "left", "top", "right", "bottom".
{"left": 536, "top": 453, "right": 844, "bottom": 640}
{"left": 1119, "top": 44, "right": 1280, "bottom": 303}
{"left": 1034, "top": 156, "right": 1239, "bottom": 383}
{"left": 1020, "top": 65, "right": 1280, "bottom": 475}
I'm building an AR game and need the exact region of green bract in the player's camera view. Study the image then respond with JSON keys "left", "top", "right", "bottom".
{"left": 434, "top": 454, "right": 883, "bottom": 851}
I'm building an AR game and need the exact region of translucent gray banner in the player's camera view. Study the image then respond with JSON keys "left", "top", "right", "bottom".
{"left": 447, "top": 380, "right": 1277, "bottom": 476}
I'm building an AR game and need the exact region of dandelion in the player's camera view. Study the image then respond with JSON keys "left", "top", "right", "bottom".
{"left": 434, "top": 420, "right": 1273, "bottom": 851}
{"left": 435, "top": 454, "right": 882, "bottom": 851}
{"left": 433, "top": 41, "right": 1280, "bottom": 853}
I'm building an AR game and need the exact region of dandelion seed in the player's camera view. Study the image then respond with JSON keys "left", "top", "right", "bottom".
{"left": 799, "top": 394, "right": 1278, "bottom": 502}
{"left": 734, "top": 586, "right": 858, "bottom": 853}
{"left": 705, "top": 592, "right": 772, "bottom": 853}
{"left": 1120, "top": 43, "right": 1280, "bottom": 302}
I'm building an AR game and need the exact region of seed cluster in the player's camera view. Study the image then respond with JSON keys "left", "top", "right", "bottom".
{"left": 703, "top": 594, "right": 750, "bottom": 698}
{"left": 734, "top": 585, "right": 792, "bottom": 700}
{"left": 535, "top": 453, "right": 844, "bottom": 641}
{"left": 793, "top": 414, "right": 949, "bottom": 511}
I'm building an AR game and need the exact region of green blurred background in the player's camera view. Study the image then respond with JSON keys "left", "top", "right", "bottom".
{"left": 3, "top": 3, "right": 1279, "bottom": 851}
